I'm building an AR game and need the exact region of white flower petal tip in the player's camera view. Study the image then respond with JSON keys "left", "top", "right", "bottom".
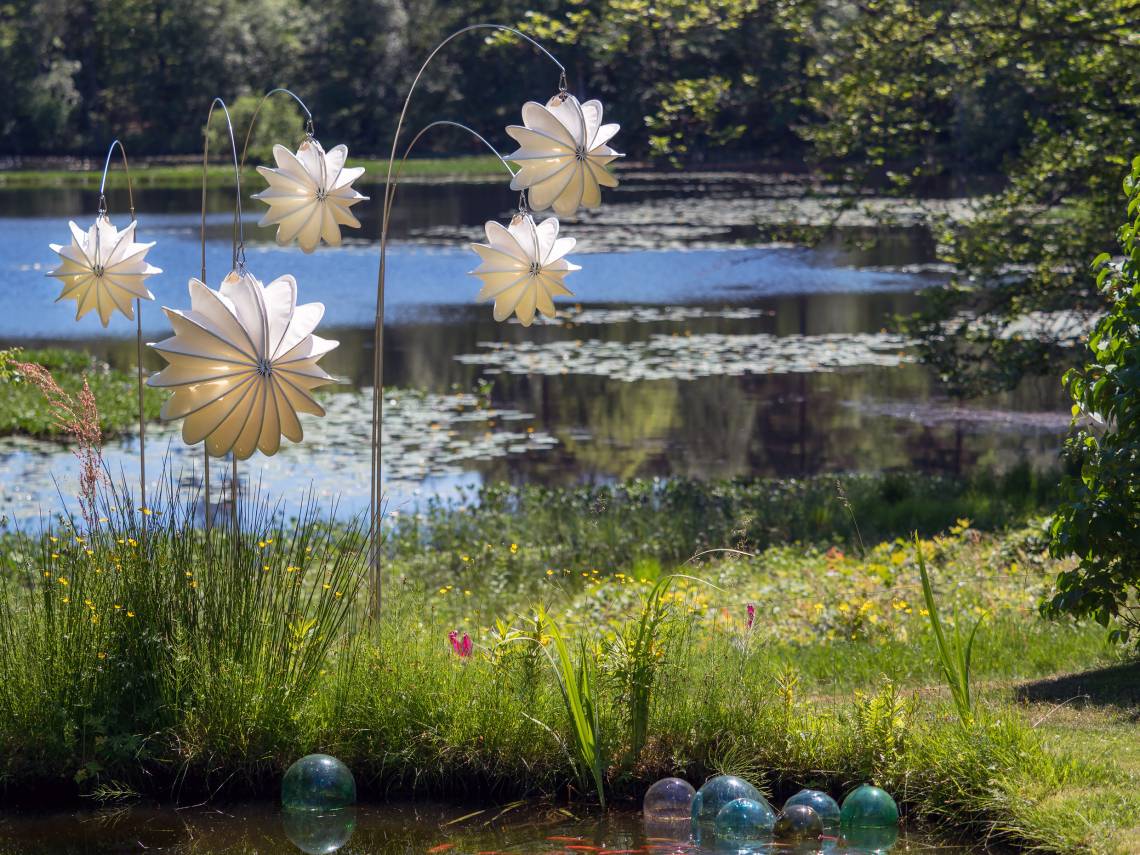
{"left": 505, "top": 92, "right": 622, "bottom": 217}
{"left": 468, "top": 214, "right": 579, "bottom": 327}
{"left": 251, "top": 137, "right": 369, "bottom": 253}
{"left": 46, "top": 217, "right": 161, "bottom": 327}
{"left": 147, "top": 270, "right": 339, "bottom": 460}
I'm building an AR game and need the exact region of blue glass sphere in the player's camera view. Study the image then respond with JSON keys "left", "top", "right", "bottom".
{"left": 714, "top": 797, "right": 777, "bottom": 842}
{"left": 840, "top": 784, "right": 898, "bottom": 829}
{"left": 643, "top": 777, "right": 696, "bottom": 821}
{"left": 281, "top": 754, "right": 356, "bottom": 812}
{"left": 692, "top": 775, "right": 766, "bottom": 825}
{"left": 785, "top": 788, "right": 841, "bottom": 830}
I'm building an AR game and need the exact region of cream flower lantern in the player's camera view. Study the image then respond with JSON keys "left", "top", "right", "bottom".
{"left": 252, "top": 138, "right": 368, "bottom": 253}
{"left": 469, "top": 214, "right": 580, "bottom": 326}
{"left": 47, "top": 218, "right": 162, "bottom": 327}
{"left": 148, "top": 271, "right": 338, "bottom": 459}
{"left": 505, "top": 93, "right": 622, "bottom": 216}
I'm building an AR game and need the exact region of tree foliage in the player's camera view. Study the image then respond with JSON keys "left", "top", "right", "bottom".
{"left": 797, "top": 0, "right": 1140, "bottom": 395}
{"left": 0, "top": 0, "right": 807, "bottom": 162}
{"left": 1045, "top": 156, "right": 1140, "bottom": 644}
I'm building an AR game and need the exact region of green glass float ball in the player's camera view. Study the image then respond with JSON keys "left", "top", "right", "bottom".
{"left": 692, "top": 775, "right": 765, "bottom": 825}
{"left": 282, "top": 807, "right": 357, "bottom": 854}
{"left": 785, "top": 788, "right": 841, "bottom": 829}
{"left": 643, "top": 777, "right": 696, "bottom": 821}
{"left": 282, "top": 754, "right": 357, "bottom": 812}
{"left": 714, "top": 797, "right": 777, "bottom": 841}
{"left": 840, "top": 784, "right": 899, "bottom": 829}
{"left": 839, "top": 825, "right": 900, "bottom": 854}
{"left": 774, "top": 804, "right": 823, "bottom": 841}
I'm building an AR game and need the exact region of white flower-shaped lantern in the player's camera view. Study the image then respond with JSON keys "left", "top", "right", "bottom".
{"left": 47, "top": 218, "right": 162, "bottom": 327}
{"left": 252, "top": 138, "right": 368, "bottom": 253}
{"left": 469, "top": 214, "right": 580, "bottom": 326}
{"left": 506, "top": 93, "right": 621, "bottom": 216}
{"left": 148, "top": 271, "right": 338, "bottom": 459}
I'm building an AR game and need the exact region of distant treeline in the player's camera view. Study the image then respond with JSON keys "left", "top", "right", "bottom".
{"left": 0, "top": 0, "right": 1056, "bottom": 169}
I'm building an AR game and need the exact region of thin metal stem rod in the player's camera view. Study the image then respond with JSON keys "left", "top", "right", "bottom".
{"left": 231, "top": 455, "right": 239, "bottom": 531}
{"left": 200, "top": 97, "right": 246, "bottom": 277}
{"left": 97, "top": 139, "right": 147, "bottom": 511}
{"left": 199, "top": 97, "right": 246, "bottom": 530}
{"left": 369, "top": 24, "right": 564, "bottom": 620}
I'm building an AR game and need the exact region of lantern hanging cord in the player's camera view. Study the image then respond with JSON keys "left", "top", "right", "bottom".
{"left": 97, "top": 139, "right": 136, "bottom": 222}
{"left": 239, "top": 87, "right": 316, "bottom": 171}
{"left": 200, "top": 97, "right": 245, "bottom": 276}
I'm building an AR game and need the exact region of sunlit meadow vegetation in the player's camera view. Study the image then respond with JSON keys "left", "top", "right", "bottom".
{"left": 0, "top": 469, "right": 1136, "bottom": 851}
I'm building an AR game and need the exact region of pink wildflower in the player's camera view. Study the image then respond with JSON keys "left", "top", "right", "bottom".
{"left": 747, "top": 603, "right": 756, "bottom": 630}
{"left": 448, "top": 630, "right": 473, "bottom": 659}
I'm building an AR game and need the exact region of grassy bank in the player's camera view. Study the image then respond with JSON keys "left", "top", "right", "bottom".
{"left": 0, "top": 473, "right": 1135, "bottom": 851}
{"left": 0, "top": 155, "right": 511, "bottom": 190}
{"left": 0, "top": 348, "right": 163, "bottom": 439}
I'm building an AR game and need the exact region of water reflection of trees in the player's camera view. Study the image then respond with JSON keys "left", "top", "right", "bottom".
{"left": 51, "top": 287, "right": 1066, "bottom": 488}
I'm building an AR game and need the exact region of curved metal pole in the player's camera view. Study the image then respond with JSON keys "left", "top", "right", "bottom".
{"left": 389, "top": 121, "right": 517, "bottom": 215}
{"left": 236, "top": 87, "right": 315, "bottom": 258}
{"left": 238, "top": 87, "right": 315, "bottom": 171}
{"left": 199, "top": 97, "right": 246, "bottom": 531}
{"left": 368, "top": 24, "right": 565, "bottom": 619}
{"left": 96, "top": 139, "right": 149, "bottom": 515}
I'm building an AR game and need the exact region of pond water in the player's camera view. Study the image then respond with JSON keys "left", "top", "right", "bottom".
{"left": 0, "top": 173, "right": 1070, "bottom": 524}
{"left": 0, "top": 801, "right": 984, "bottom": 854}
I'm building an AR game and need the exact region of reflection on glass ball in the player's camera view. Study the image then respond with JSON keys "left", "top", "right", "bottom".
{"left": 839, "top": 825, "right": 900, "bottom": 854}
{"left": 282, "top": 807, "right": 357, "bottom": 855}
{"left": 643, "top": 777, "right": 697, "bottom": 821}
{"left": 714, "top": 797, "right": 777, "bottom": 842}
{"left": 785, "top": 788, "right": 841, "bottom": 830}
{"left": 840, "top": 784, "right": 899, "bottom": 828}
{"left": 692, "top": 775, "right": 766, "bottom": 825}
{"left": 282, "top": 754, "right": 357, "bottom": 812}
{"left": 774, "top": 804, "right": 823, "bottom": 841}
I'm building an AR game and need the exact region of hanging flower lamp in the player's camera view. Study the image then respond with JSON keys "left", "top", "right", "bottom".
{"left": 47, "top": 218, "right": 161, "bottom": 327}
{"left": 469, "top": 213, "right": 580, "bottom": 326}
{"left": 252, "top": 138, "right": 369, "bottom": 253}
{"left": 147, "top": 271, "right": 338, "bottom": 459}
{"left": 505, "top": 93, "right": 622, "bottom": 216}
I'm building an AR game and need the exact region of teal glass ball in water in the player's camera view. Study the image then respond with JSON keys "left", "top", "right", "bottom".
{"left": 643, "top": 777, "right": 696, "bottom": 821}
{"left": 840, "top": 825, "right": 900, "bottom": 854}
{"left": 714, "top": 797, "right": 777, "bottom": 841}
{"left": 774, "top": 804, "right": 823, "bottom": 841}
{"left": 282, "top": 754, "right": 357, "bottom": 812}
{"left": 692, "top": 775, "right": 766, "bottom": 825}
{"left": 785, "top": 788, "right": 841, "bottom": 830}
{"left": 840, "top": 784, "right": 898, "bottom": 828}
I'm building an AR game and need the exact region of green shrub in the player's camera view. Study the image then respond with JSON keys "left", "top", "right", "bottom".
{"left": 1047, "top": 156, "right": 1140, "bottom": 645}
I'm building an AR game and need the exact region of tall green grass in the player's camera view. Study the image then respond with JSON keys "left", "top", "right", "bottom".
{"left": 916, "top": 536, "right": 984, "bottom": 723}
{"left": 0, "top": 475, "right": 366, "bottom": 794}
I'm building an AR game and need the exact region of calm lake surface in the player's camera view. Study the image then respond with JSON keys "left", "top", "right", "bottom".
{"left": 0, "top": 801, "right": 983, "bottom": 854}
{"left": 0, "top": 173, "right": 1069, "bottom": 523}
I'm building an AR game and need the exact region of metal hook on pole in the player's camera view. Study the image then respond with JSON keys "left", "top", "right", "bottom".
{"left": 238, "top": 87, "right": 316, "bottom": 171}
